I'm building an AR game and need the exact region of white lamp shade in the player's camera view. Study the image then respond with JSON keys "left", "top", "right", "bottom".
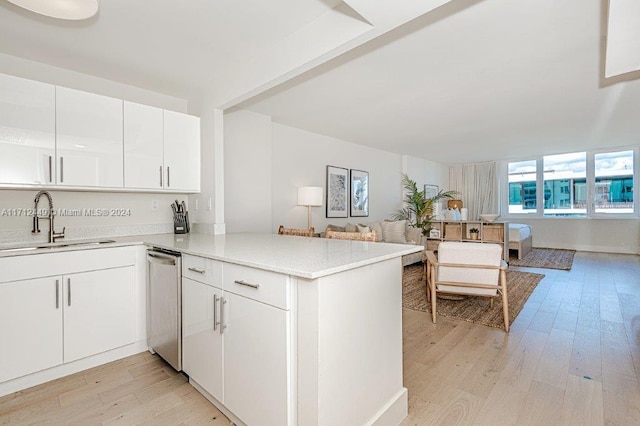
{"left": 5, "top": 0, "right": 99, "bottom": 20}
{"left": 298, "top": 186, "right": 323, "bottom": 206}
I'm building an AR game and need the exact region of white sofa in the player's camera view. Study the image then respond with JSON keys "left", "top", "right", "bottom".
{"left": 323, "top": 220, "right": 425, "bottom": 266}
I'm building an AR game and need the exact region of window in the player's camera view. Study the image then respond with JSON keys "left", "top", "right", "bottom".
{"left": 507, "top": 160, "right": 537, "bottom": 214}
{"left": 504, "top": 148, "right": 636, "bottom": 218}
{"left": 594, "top": 150, "right": 634, "bottom": 214}
{"left": 543, "top": 152, "right": 586, "bottom": 217}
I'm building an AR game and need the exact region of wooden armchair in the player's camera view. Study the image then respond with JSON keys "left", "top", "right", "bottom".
{"left": 424, "top": 242, "right": 510, "bottom": 332}
{"left": 278, "top": 225, "right": 315, "bottom": 237}
{"left": 325, "top": 229, "right": 377, "bottom": 242}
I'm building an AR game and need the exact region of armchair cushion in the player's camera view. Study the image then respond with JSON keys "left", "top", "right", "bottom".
{"left": 436, "top": 242, "right": 502, "bottom": 296}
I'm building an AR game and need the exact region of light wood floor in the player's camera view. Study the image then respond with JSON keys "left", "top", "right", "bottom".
{"left": 0, "top": 352, "right": 232, "bottom": 425}
{"left": 402, "top": 251, "right": 640, "bottom": 425}
{"left": 1, "top": 251, "right": 638, "bottom": 425}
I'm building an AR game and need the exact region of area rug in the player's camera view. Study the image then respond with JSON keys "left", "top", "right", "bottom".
{"left": 402, "top": 264, "right": 545, "bottom": 330}
{"left": 509, "top": 248, "right": 575, "bottom": 270}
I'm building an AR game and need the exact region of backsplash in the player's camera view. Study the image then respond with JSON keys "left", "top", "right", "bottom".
{"left": 0, "top": 223, "right": 174, "bottom": 245}
{"left": 0, "top": 189, "right": 185, "bottom": 244}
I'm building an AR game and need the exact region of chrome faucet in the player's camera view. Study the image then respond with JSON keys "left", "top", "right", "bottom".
{"left": 32, "top": 190, "right": 65, "bottom": 243}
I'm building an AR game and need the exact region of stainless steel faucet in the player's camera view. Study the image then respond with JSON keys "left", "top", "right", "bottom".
{"left": 32, "top": 190, "right": 65, "bottom": 243}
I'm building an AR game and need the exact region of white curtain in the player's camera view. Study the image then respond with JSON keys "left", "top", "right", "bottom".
{"left": 449, "top": 161, "right": 498, "bottom": 221}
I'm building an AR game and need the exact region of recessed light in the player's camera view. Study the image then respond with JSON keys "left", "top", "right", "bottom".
{"left": 5, "top": 0, "right": 99, "bottom": 21}
{"left": 74, "top": 144, "right": 87, "bottom": 148}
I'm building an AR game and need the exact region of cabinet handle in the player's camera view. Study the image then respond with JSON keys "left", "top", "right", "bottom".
{"left": 67, "top": 278, "right": 71, "bottom": 306}
{"left": 60, "top": 157, "right": 64, "bottom": 183}
{"left": 213, "top": 294, "right": 219, "bottom": 331}
{"left": 167, "top": 166, "right": 170, "bottom": 187}
{"left": 48, "top": 156, "right": 53, "bottom": 183}
{"left": 234, "top": 279, "right": 260, "bottom": 289}
{"left": 159, "top": 166, "right": 163, "bottom": 187}
{"left": 55, "top": 279, "right": 59, "bottom": 309}
{"left": 220, "top": 297, "right": 227, "bottom": 334}
{"left": 188, "top": 267, "right": 206, "bottom": 274}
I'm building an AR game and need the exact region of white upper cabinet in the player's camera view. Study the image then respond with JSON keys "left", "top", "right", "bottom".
{"left": 55, "top": 86, "right": 123, "bottom": 188}
{"left": 124, "top": 101, "right": 164, "bottom": 189}
{"left": 124, "top": 103, "right": 201, "bottom": 192}
{"left": 164, "top": 110, "right": 200, "bottom": 192}
{"left": 0, "top": 73, "right": 56, "bottom": 185}
{"left": 0, "top": 74, "right": 200, "bottom": 192}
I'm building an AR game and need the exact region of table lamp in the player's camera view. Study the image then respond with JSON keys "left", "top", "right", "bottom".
{"left": 297, "top": 186, "right": 323, "bottom": 230}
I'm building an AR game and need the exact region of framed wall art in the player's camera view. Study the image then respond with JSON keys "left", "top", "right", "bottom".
{"left": 350, "top": 169, "right": 369, "bottom": 217}
{"left": 424, "top": 184, "right": 439, "bottom": 199}
{"left": 326, "top": 165, "right": 348, "bottom": 218}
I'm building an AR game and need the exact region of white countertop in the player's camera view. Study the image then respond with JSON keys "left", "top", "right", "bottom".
{"left": 0, "top": 233, "right": 423, "bottom": 279}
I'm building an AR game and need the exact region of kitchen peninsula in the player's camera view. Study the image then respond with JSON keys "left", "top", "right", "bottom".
{"left": 0, "top": 233, "right": 422, "bottom": 426}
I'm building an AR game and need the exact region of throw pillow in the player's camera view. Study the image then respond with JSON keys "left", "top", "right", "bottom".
{"left": 381, "top": 220, "right": 407, "bottom": 244}
{"left": 368, "top": 222, "right": 384, "bottom": 242}
{"left": 345, "top": 223, "right": 358, "bottom": 233}
{"left": 325, "top": 224, "right": 346, "bottom": 233}
{"left": 356, "top": 225, "right": 371, "bottom": 233}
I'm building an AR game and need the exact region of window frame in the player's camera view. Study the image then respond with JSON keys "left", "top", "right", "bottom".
{"left": 500, "top": 146, "right": 639, "bottom": 220}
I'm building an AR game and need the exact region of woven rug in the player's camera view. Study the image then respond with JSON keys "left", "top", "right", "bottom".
{"left": 402, "top": 264, "right": 544, "bottom": 330}
{"left": 509, "top": 248, "right": 575, "bottom": 270}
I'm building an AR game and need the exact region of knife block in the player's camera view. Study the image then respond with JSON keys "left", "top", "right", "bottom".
{"left": 173, "top": 211, "right": 190, "bottom": 234}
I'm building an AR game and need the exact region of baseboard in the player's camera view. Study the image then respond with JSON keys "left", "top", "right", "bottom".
{"left": 0, "top": 340, "right": 148, "bottom": 398}
{"left": 370, "top": 387, "right": 408, "bottom": 426}
{"left": 534, "top": 241, "right": 640, "bottom": 255}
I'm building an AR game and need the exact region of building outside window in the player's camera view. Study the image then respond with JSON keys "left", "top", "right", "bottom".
{"left": 505, "top": 148, "right": 636, "bottom": 218}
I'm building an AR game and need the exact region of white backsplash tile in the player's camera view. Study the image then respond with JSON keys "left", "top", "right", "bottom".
{"left": 0, "top": 223, "right": 173, "bottom": 245}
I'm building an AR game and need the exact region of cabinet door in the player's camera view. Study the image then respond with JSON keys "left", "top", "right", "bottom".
{"left": 182, "top": 278, "right": 223, "bottom": 401}
{"left": 63, "top": 266, "right": 136, "bottom": 363}
{"left": 223, "top": 293, "right": 290, "bottom": 426}
{"left": 124, "top": 101, "right": 164, "bottom": 189}
{"left": 163, "top": 110, "right": 200, "bottom": 192}
{"left": 0, "top": 73, "right": 56, "bottom": 185}
{"left": 0, "top": 277, "right": 63, "bottom": 383}
{"left": 56, "top": 86, "right": 123, "bottom": 188}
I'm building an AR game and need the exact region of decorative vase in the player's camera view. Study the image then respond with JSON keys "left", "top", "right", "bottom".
{"left": 448, "top": 199, "right": 463, "bottom": 210}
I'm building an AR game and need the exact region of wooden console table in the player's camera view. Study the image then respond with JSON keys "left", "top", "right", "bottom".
{"left": 426, "top": 220, "right": 509, "bottom": 260}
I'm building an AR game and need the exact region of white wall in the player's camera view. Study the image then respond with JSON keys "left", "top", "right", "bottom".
{"left": 272, "top": 123, "right": 401, "bottom": 231}
{"left": 224, "top": 110, "right": 273, "bottom": 233}
{"left": 0, "top": 53, "right": 191, "bottom": 241}
{"left": 506, "top": 218, "right": 640, "bottom": 254}
{"left": 271, "top": 123, "right": 413, "bottom": 232}
{"left": 222, "top": 110, "right": 451, "bottom": 234}
{"left": 403, "top": 155, "right": 450, "bottom": 193}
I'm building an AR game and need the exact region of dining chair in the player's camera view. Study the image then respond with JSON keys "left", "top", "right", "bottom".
{"left": 325, "top": 229, "right": 377, "bottom": 242}
{"left": 277, "top": 225, "right": 315, "bottom": 237}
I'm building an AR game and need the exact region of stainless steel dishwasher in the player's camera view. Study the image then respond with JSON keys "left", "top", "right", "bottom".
{"left": 147, "top": 248, "right": 182, "bottom": 371}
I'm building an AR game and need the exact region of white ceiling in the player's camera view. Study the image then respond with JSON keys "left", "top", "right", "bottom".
{"left": 1, "top": 0, "right": 638, "bottom": 165}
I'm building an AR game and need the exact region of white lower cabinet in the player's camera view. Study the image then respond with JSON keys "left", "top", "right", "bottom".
{"left": 223, "top": 292, "right": 289, "bottom": 426}
{"left": 181, "top": 255, "right": 291, "bottom": 426}
{"left": 63, "top": 266, "right": 136, "bottom": 363}
{"left": 0, "top": 248, "right": 138, "bottom": 386}
{"left": 0, "top": 277, "right": 63, "bottom": 383}
{"left": 182, "top": 277, "right": 223, "bottom": 401}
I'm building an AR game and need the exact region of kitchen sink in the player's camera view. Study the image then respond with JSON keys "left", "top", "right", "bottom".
{"left": 0, "top": 239, "right": 116, "bottom": 253}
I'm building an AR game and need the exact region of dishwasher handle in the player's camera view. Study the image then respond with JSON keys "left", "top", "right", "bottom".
{"left": 147, "top": 251, "right": 179, "bottom": 266}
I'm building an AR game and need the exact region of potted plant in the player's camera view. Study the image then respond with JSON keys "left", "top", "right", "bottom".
{"left": 391, "top": 174, "right": 459, "bottom": 236}
{"left": 469, "top": 227, "right": 480, "bottom": 240}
